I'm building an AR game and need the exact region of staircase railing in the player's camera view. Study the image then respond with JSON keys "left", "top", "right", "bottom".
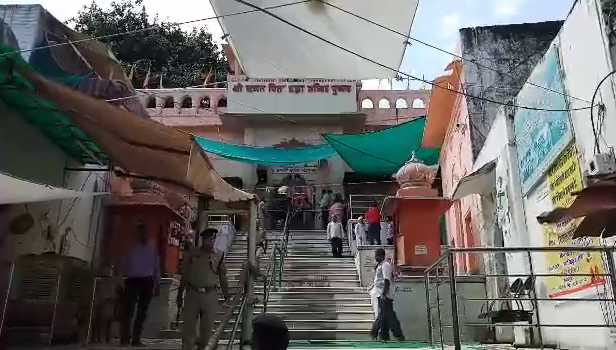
{"left": 263, "top": 207, "right": 292, "bottom": 312}
{"left": 205, "top": 207, "right": 292, "bottom": 350}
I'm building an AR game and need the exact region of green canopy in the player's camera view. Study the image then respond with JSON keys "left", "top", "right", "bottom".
{"left": 323, "top": 117, "right": 439, "bottom": 175}
{"left": 195, "top": 117, "right": 439, "bottom": 175}
{"left": 0, "top": 44, "right": 107, "bottom": 164}
{"left": 196, "top": 137, "right": 338, "bottom": 166}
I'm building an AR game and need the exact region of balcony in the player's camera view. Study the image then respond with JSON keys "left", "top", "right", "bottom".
{"left": 138, "top": 88, "right": 226, "bottom": 126}
{"left": 359, "top": 89, "right": 430, "bottom": 126}
{"left": 139, "top": 87, "right": 430, "bottom": 128}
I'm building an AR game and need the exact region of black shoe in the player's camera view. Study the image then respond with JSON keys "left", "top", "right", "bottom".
{"left": 131, "top": 340, "right": 145, "bottom": 347}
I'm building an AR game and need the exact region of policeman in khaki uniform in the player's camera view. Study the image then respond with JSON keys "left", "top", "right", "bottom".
{"left": 177, "top": 228, "right": 230, "bottom": 350}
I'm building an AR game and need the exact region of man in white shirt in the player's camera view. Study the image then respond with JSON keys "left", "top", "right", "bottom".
{"left": 370, "top": 248, "right": 404, "bottom": 342}
{"left": 354, "top": 216, "right": 367, "bottom": 247}
{"left": 327, "top": 215, "right": 344, "bottom": 258}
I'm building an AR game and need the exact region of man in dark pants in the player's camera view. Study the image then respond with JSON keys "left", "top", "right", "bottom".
{"left": 326, "top": 215, "right": 344, "bottom": 258}
{"left": 121, "top": 223, "right": 161, "bottom": 346}
{"left": 365, "top": 201, "right": 381, "bottom": 245}
{"left": 370, "top": 248, "right": 404, "bottom": 342}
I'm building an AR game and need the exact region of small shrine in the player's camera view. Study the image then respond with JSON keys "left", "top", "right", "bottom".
{"left": 382, "top": 158, "right": 451, "bottom": 275}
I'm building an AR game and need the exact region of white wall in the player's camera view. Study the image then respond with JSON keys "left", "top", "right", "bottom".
{"left": 497, "top": 1, "right": 616, "bottom": 348}
{"left": 0, "top": 102, "right": 108, "bottom": 266}
{"left": 244, "top": 125, "right": 348, "bottom": 192}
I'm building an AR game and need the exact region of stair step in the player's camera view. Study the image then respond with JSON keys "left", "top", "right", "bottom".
{"left": 281, "top": 275, "right": 358, "bottom": 281}
{"left": 287, "top": 329, "right": 372, "bottom": 340}
{"left": 269, "top": 286, "right": 365, "bottom": 292}
{"left": 264, "top": 299, "right": 371, "bottom": 305}
{"left": 280, "top": 281, "right": 359, "bottom": 287}
{"left": 268, "top": 292, "right": 369, "bottom": 300}
{"left": 265, "top": 312, "right": 374, "bottom": 320}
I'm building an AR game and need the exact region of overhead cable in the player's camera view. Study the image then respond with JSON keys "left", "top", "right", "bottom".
{"left": 317, "top": 0, "right": 592, "bottom": 105}
{"left": 0, "top": 0, "right": 312, "bottom": 58}
{"left": 232, "top": 0, "right": 592, "bottom": 113}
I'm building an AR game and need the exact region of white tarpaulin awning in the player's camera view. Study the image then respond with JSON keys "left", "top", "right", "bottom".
{"left": 451, "top": 160, "right": 497, "bottom": 200}
{"left": 0, "top": 172, "right": 108, "bottom": 205}
{"left": 211, "top": 0, "right": 419, "bottom": 79}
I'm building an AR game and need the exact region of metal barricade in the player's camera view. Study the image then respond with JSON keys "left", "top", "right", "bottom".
{"left": 425, "top": 246, "right": 616, "bottom": 350}
{"left": 349, "top": 194, "right": 386, "bottom": 220}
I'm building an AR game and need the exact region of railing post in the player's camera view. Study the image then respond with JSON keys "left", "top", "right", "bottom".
{"left": 241, "top": 200, "right": 258, "bottom": 346}
{"left": 49, "top": 274, "right": 62, "bottom": 345}
{"left": 0, "top": 263, "right": 14, "bottom": 340}
{"left": 447, "top": 252, "right": 462, "bottom": 350}
{"left": 424, "top": 271, "right": 433, "bottom": 346}
{"left": 278, "top": 247, "right": 283, "bottom": 289}
{"left": 435, "top": 261, "right": 444, "bottom": 348}
{"left": 84, "top": 277, "right": 99, "bottom": 345}
{"left": 527, "top": 251, "right": 544, "bottom": 349}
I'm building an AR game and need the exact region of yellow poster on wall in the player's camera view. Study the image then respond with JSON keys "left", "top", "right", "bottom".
{"left": 543, "top": 143, "right": 605, "bottom": 298}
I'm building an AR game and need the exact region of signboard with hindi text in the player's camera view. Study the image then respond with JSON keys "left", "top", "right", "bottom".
{"left": 543, "top": 143, "right": 605, "bottom": 298}
{"left": 227, "top": 76, "right": 358, "bottom": 114}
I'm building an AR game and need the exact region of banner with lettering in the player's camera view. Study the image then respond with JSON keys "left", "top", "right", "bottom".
{"left": 227, "top": 76, "right": 358, "bottom": 115}
{"left": 543, "top": 143, "right": 605, "bottom": 298}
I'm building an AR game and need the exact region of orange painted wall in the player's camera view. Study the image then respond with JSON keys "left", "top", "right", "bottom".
{"left": 106, "top": 207, "right": 182, "bottom": 275}
{"left": 439, "top": 68, "right": 484, "bottom": 275}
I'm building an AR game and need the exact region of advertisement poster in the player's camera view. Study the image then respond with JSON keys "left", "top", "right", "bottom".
{"left": 543, "top": 143, "right": 605, "bottom": 298}
{"left": 514, "top": 44, "right": 572, "bottom": 194}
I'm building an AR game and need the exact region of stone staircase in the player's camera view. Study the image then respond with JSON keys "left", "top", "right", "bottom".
{"left": 268, "top": 230, "right": 374, "bottom": 341}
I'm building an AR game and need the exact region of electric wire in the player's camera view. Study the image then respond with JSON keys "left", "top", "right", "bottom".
{"left": 590, "top": 69, "right": 616, "bottom": 154}
{"left": 317, "top": 0, "right": 593, "bottom": 105}
{"left": 0, "top": 0, "right": 312, "bottom": 58}
{"left": 232, "top": 0, "right": 593, "bottom": 113}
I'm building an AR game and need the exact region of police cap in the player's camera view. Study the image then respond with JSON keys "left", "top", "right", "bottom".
{"left": 199, "top": 228, "right": 218, "bottom": 238}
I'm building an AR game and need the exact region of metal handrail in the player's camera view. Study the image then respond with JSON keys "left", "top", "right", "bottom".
{"left": 263, "top": 207, "right": 292, "bottom": 312}
{"left": 205, "top": 264, "right": 250, "bottom": 350}
{"left": 226, "top": 294, "right": 248, "bottom": 350}
{"left": 214, "top": 207, "right": 292, "bottom": 350}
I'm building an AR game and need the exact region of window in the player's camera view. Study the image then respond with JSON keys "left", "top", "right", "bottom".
{"left": 395, "top": 98, "right": 408, "bottom": 109}
{"left": 199, "top": 97, "right": 211, "bottom": 109}
{"left": 361, "top": 98, "right": 374, "bottom": 109}
{"left": 378, "top": 98, "right": 390, "bottom": 109}
{"left": 163, "top": 96, "right": 174, "bottom": 108}
{"left": 146, "top": 96, "right": 156, "bottom": 108}
{"left": 412, "top": 98, "right": 425, "bottom": 109}
{"left": 181, "top": 96, "right": 192, "bottom": 108}
{"left": 217, "top": 96, "right": 227, "bottom": 108}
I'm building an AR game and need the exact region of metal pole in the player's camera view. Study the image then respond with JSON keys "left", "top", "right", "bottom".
{"left": 0, "top": 264, "right": 14, "bottom": 339}
{"left": 241, "top": 200, "right": 258, "bottom": 346}
{"left": 604, "top": 250, "right": 616, "bottom": 330}
{"left": 424, "top": 272, "right": 433, "bottom": 346}
{"left": 84, "top": 277, "right": 99, "bottom": 345}
{"left": 435, "top": 261, "right": 444, "bottom": 348}
{"left": 447, "top": 252, "right": 462, "bottom": 350}
{"left": 49, "top": 274, "right": 62, "bottom": 345}
{"left": 527, "top": 251, "right": 544, "bottom": 349}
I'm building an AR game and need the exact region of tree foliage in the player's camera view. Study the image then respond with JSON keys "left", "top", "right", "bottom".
{"left": 69, "top": 0, "right": 229, "bottom": 88}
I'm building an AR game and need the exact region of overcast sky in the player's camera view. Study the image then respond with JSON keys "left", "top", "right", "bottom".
{"left": 11, "top": 0, "right": 575, "bottom": 90}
